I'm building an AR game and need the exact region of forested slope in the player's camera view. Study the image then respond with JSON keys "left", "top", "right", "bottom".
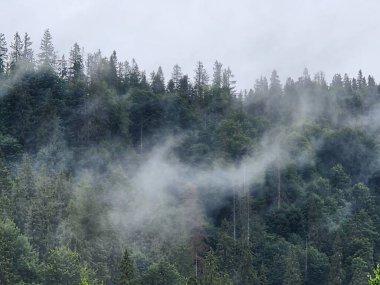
{"left": 1, "top": 30, "right": 380, "bottom": 285}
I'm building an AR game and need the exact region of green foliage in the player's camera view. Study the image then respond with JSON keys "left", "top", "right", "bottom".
{"left": 118, "top": 248, "right": 136, "bottom": 285}
{"left": 368, "top": 264, "right": 380, "bottom": 285}
{"left": 0, "top": 219, "right": 40, "bottom": 284}
{"left": 1, "top": 31, "right": 380, "bottom": 285}
{"left": 141, "top": 260, "right": 182, "bottom": 285}
{"left": 44, "top": 246, "right": 98, "bottom": 285}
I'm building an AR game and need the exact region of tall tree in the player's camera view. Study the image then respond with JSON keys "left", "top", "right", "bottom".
{"left": 171, "top": 64, "right": 182, "bottom": 91}
{"left": 57, "top": 55, "right": 68, "bottom": 79}
{"left": 194, "top": 61, "right": 209, "bottom": 98}
{"left": 69, "top": 42, "right": 84, "bottom": 80}
{"left": 269, "top": 70, "right": 282, "bottom": 96}
{"left": 38, "top": 29, "right": 56, "bottom": 69}
{"left": 12, "top": 154, "right": 35, "bottom": 233}
{"left": 151, "top": 66, "right": 165, "bottom": 94}
{"left": 212, "top": 61, "right": 223, "bottom": 89}
{"left": 0, "top": 219, "right": 40, "bottom": 285}
{"left": 129, "top": 59, "right": 141, "bottom": 88}
{"left": 222, "top": 67, "right": 235, "bottom": 92}
{"left": 109, "top": 50, "right": 119, "bottom": 89}
{"left": 22, "top": 32, "right": 34, "bottom": 67}
{"left": 0, "top": 151, "right": 12, "bottom": 219}
{"left": 9, "top": 32, "right": 23, "bottom": 70}
{"left": 117, "top": 248, "right": 136, "bottom": 285}
{"left": 0, "top": 33, "right": 8, "bottom": 75}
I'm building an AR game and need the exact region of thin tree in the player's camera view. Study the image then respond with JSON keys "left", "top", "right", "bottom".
{"left": 38, "top": 29, "right": 56, "bottom": 69}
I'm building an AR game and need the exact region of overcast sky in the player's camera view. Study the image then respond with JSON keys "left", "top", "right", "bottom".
{"left": 1, "top": 0, "right": 379, "bottom": 89}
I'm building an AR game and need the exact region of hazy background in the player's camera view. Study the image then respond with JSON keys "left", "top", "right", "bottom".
{"left": 1, "top": 0, "right": 379, "bottom": 89}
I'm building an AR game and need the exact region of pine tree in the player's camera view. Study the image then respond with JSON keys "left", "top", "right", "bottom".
{"left": 22, "top": 32, "right": 34, "bottom": 67}
{"left": 118, "top": 248, "right": 136, "bottom": 285}
{"left": 0, "top": 219, "right": 40, "bottom": 284}
{"left": 201, "top": 250, "right": 233, "bottom": 285}
{"left": 222, "top": 67, "right": 235, "bottom": 92}
{"left": 212, "top": 61, "right": 223, "bottom": 89}
{"left": 194, "top": 61, "right": 209, "bottom": 98}
{"left": 0, "top": 151, "right": 12, "bottom": 219}
{"left": 269, "top": 70, "right": 282, "bottom": 96}
{"left": 328, "top": 231, "right": 345, "bottom": 285}
{"left": 254, "top": 76, "right": 269, "bottom": 96}
{"left": 38, "top": 29, "right": 56, "bottom": 69}
{"left": 171, "top": 64, "right": 182, "bottom": 91}
{"left": 26, "top": 166, "right": 60, "bottom": 257}
{"left": 357, "top": 70, "right": 365, "bottom": 90}
{"left": 151, "top": 66, "right": 165, "bottom": 93}
{"left": 69, "top": 43, "right": 84, "bottom": 80}
{"left": 12, "top": 154, "right": 35, "bottom": 233}
{"left": 109, "top": 50, "right": 119, "bottom": 89}
{"left": 0, "top": 33, "right": 8, "bottom": 75}
{"left": 282, "top": 247, "right": 302, "bottom": 285}
{"left": 129, "top": 59, "right": 141, "bottom": 88}
{"left": 57, "top": 55, "right": 68, "bottom": 79}
{"left": 9, "top": 32, "right": 23, "bottom": 70}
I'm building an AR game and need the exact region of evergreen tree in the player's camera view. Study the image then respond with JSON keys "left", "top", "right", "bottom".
{"left": 12, "top": 154, "right": 35, "bottom": 233}
{"left": 151, "top": 66, "right": 165, "bottom": 94}
{"left": 0, "top": 219, "right": 40, "bottom": 285}
{"left": 0, "top": 151, "right": 12, "bottom": 218}
{"left": 69, "top": 42, "right": 84, "bottom": 80}
{"left": 201, "top": 250, "right": 233, "bottom": 285}
{"left": 283, "top": 247, "right": 302, "bottom": 285}
{"left": 269, "top": 69, "right": 282, "bottom": 96}
{"left": 9, "top": 32, "right": 23, "bottom": 70}
{"left": 222, "top": 67, "right": 235, "bottom": 92}
{"left": 44, "top": 247, "right": 83, "bottom": 285}
{"left": 109, "top": 50, "right": 119, "bottom": 89}
{"left": 0, "top": 33, "right": 8, "bottom": 75}
{"left": 38, "top": 29, "right": 56, "bottom": 69}
{"left": 212, "top": 61, "right": 223, "bottom": 89}
{"left": 194, "top": 61, "right": 209, "bottom": 98}
{"left": 142, "top": 260, "right": 182, "bottom": 285}
{"left": 171, "top": 64, "right": 182, "bottom": 91}
{"left": 118, "top": 248, "right": 136, "bottom": 285}
{"left": 22, "top": 32, "right": 34, "bottom": 67}
{"left": 129, "top": 59, "right": 141, "bottom": 88}
{"left": 57, "top": 55, "right": 68, "bottom": 79}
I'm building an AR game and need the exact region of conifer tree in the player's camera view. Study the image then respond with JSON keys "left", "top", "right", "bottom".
{"left": 22, "top": 32, "right": 34, "bottom": 66}
{"left": 269, "top": 70, "right": 282, "bottom": 96}
{"left": 151, "top": 66, "right": 165, "bottom": 93}
{"left": 171, "top": 64, "right": 182, "bottom": 91}
{"left": 212, "top": 61, "right": 223, "bottom": 89}
{"left": 9, "top": 32, "right": 23, "bottom": 70}
{"left": 38, "top": 29, "right": 56, "bottom": 69}
{"left": 0, "top": 151, "right": 12, "bottom": 218}
{"left": 117, "top": 248, "right": 136, "bottom": 285}
{"left": 69, "top": 42, "right": 84, "bottom": 80}
{"left": 0, "top": 33, "right": 8, "bottom": 75}
{"left": 194, "top": 61, "right": 209, "bottom": 98}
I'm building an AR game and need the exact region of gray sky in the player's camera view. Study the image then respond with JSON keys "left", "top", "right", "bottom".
{"left": 1, "top": 0, "right": 380, "bottom": 89}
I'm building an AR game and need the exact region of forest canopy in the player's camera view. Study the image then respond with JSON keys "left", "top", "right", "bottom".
{"left": 0, "top": 30, "right": 380, "bottom": 285}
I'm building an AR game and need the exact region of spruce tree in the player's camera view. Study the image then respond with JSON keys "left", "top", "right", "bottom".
{"left": 38, "top": 29, "right": 56, "bottom": 69}
{"left": 118, "top": 248, "right": 136, "bottom": 285}
{"left": 0, "top": 33, "right": 8, "bottom": 75}
{"left": 9, "top": 32, "right": 23, "bottom": 70}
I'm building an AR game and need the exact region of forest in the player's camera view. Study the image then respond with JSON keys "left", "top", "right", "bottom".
{"left": 1, "top": 29, "right": 380, "bottom": 285}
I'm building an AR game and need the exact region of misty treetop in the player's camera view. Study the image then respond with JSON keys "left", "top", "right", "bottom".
{"left": 0, "top": 30, "right": 380, "bottom": 285}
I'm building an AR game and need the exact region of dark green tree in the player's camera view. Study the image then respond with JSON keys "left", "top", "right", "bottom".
{"left": 118, "top": 248, "right": 136, "bottom": 285}
{"left": 0, "top": 219, "right": 40, "bottom": 284}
